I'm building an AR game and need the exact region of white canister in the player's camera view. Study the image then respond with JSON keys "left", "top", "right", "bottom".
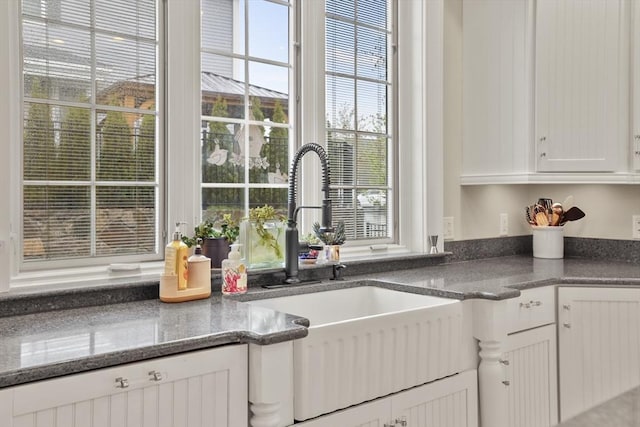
{"left": 532, "top": 226, "right": 564, "bottom": 259}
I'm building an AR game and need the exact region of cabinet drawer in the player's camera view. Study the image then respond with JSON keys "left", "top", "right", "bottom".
{"left": 506, "top": 286, "right": 555, "bottom": 333}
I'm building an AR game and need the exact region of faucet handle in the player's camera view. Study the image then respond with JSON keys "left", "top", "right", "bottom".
{"left": 331, "top": 263, "right": 347, "bottom": 280}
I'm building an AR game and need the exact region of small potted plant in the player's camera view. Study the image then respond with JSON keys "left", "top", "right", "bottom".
{"left": 182, "top": 214, "right": 239, "bottom": 268}
{"left": 240, "top": 204, "right": 286, "bottom": 269}
{"left": 299, "top": 233, "right": 321, "bottom": 265}
{"left": 312, "top": 221, "right": 346, "bottom": 262}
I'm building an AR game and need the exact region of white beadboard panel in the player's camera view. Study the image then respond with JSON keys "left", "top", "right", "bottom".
{"left": 559, "top": 287, "right": 640, "bottom": 421}
{"left": 293, "top": 302, "right": 463, "bottom": 421}
{"left": 394, "top": 370, "right": 478, "bottom": 427}
{"left": 536, "top": 0, "right": 629, "bottom": 172}
{"left": 293, "top": 396, "right": 390, "bottom": 427}
{"left": 634, "top": 0, "right": 640, "bottom": 171}
{"left": 462, "top": 0, "right": 533, "bottom": 176}
{"left": 13, "top": 414, "right": 34, "bottom": 427}
{"left": 8, "top": 345, "right": 248, "bottom": 427}
{"left": 295, "top": 370, "right": 478, "bottom": 427}
{"left": 504, "top": 324, "right": 558, "bottom": 427}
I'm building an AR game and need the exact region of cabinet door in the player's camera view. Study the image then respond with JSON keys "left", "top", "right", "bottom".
{"left": 462, "top": 0, "right": 532, "bottom": 179}
{"left": 558, "top": 287, "right": 640, "bottom": 421}
{"left": 392, "top": 370, "right": 478, "bottom": 427}
{"left": 536, "top": 0, "right": 629, "bottom": 172}
{"left": 7, "top": 345, "right": 247, "bottom": 427}
{"left": 633, "top": 0, "right": 640, "bottom": 170}
{"left": 503, "top": 324, "right": 558, "bottom": 427}
{"left": 292, "top": 398, "right": 390, "bottom": 427}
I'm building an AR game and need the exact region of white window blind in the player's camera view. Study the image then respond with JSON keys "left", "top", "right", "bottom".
{"left": 200, "top": 0, "right": 293, "bottom": 225}
{"left": 325, "top": 0, "right": 394, "bottom": 241}
{"left": 21, "top": 0, "right": 159, "bottom": 265}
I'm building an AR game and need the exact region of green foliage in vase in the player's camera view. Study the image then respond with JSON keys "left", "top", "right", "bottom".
{"left": 182, "top": 214, "right": 240, "bottom": 247}
{"left": 312, "top": 221, "right": 346, "bottom": 245}
{"left": 248, "top": 205, "right": 286, "bottom": 258}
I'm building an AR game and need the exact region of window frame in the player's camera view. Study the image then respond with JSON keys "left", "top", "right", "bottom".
{"left": 323, "top": 0, "right": 398, "bottom": 245}
{"left": 17, "top": 0, "right": 165, "bottom": 272}
{"left": 0, "top": 0, "right": 444, "bottom": 290}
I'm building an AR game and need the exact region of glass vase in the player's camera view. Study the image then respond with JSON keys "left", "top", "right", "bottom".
{"left": 240, "top": 219, "right": 286, "bottom": 269}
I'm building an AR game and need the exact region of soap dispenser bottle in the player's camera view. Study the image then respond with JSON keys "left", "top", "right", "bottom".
{"left": 222, "top": 243, "right": 247, "bottom": 294}
{"left": 164, "top": 222, "right": 189, "bottom": 290}
{"left": 187, "top": 242, "right": 211, "bottom": 291}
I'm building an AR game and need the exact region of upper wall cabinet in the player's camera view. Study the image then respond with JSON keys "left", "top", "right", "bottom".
{"left": 536, "top": 0, "right": 629, "bottom": 173}
{"left": 462, "top": 0, "right": 638, "bottom": 184}
{"left": 634, "top": 0, "right": 640, "bottom": 171}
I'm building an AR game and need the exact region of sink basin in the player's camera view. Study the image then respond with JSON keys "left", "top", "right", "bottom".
{"left": 248, "top": 286, "right": 463, "bottom": 421}
{"left": 248, "top": 285, "right": 456, "bottom": 326}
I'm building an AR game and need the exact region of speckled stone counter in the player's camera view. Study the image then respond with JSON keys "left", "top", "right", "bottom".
{"left": 0, "top": 296, "right": 309, "bottom": 388}
{"left": 2, "top": 254, "right": 640, "bottom": 390}
{"left": 558, "top": 387, "right": 640, "bottom": 426}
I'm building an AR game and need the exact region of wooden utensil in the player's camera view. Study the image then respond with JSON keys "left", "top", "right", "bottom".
{"left": 551, "top": 203, "right": 563, "bottom": 226}
{"left": 535, "top": 211, "right": 549, "bottom": 226}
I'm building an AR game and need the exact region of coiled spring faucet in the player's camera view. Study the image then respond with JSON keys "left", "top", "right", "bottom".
{"left": 284, "top": 143, "right": 333, "bottom": 284}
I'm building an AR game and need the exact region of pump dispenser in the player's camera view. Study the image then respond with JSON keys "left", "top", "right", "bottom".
{"left": 164, "top": 222, "right": 189, "bottom": 290}
{"left": 187, "top": 243, "right": 211, "bottom": 290}
{"left": 161, "top": 223, "right": 212, "bottom": 303}
{"left": 222, "top": 243, "right": 247, "bottom": 294}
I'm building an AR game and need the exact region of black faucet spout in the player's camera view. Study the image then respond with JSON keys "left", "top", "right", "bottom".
{"left": 284, "top": 143, "right": 332, "bottom": 284}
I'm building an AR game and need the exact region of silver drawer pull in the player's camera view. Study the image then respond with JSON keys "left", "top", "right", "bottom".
{"left": 395, "top": 417, "right": 407, "bottom": 426}
{"left": 520, "top": 300, "right": 542, "bottom": 309}
{"left": 563, "top": 304, "right": 571, "bottom": 310}
{"left": 499, "top": 359, "right": 510, "bottom": 366}
{"left": 502, "top": 380, "right": 510, "bottom": 386}
{"left": 149, "top": 370, "right": 163, "bottom": 382}
{"left": 563, "top": 323, "right": 571, "bottom": 328}
{"left": 115, "top": 377, "right": 129, "bottom": 388}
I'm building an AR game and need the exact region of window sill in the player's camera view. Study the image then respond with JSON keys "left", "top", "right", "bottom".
{"left": 6, "top": 245, "right": 447, "bottom": 294}
{"left": 8, "top": 262, "right": 165, "bottom": 294}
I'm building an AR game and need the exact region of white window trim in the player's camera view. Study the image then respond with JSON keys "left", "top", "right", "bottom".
{"left": 300, "top": 0, "right": 444, "bottom": 257}
{"left": 0, "top": 0, "right": 21, "bottom": 293}
{"left": 0, "top": 0, "right": 444, "bottom": 291}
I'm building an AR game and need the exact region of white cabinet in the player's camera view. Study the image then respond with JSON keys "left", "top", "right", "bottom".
{"left": 0, "top": 345, "right": 248, "bottom": 427}
{"left": 558, "top": 287, "right": 640, "bottom": 422}
{"left": 462, "top": 0, "right": 533, "bottom": 181}
{"left": 462, "top": 0, "right": 637, "bottom": 183}
{"left": 536, "top": 0, "right": 629, "bottom": 173}
{"left": 503, "top": 324, "right": 558, "bottom": 427}
{"left": 633, "top": 0, "right": 640, "bottom": 171}
{"left": 294, "top": 370, "right": 478, "bottom": 427}
{"left": 503, "top": 287, "right": 557, "bottom": 427}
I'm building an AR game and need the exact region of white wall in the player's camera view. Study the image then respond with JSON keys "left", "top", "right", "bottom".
{"left": 444, "top": 0, "right": 640, "bottom": 241}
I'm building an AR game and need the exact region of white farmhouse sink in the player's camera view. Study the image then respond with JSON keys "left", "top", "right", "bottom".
{"left": 248, "top": 286, "right": 463, "bottom": 421}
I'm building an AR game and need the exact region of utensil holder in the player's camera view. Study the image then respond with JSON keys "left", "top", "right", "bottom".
{"left": 532, "top": 226, "right": 564, "bottom": 259}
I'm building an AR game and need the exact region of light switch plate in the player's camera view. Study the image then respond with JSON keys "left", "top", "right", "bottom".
{"left": 633, "top": 215, "right": 640, "bottom": 239}
{"left": 443, "top": 217, "right": 454, "bottom": 240}
{"left": 499, "top": 213, "right": 508, "bottom": 236}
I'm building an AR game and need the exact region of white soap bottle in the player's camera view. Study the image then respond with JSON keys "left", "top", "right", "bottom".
{"left": 221, "top": 243, "right": 247, "bottom": 295}
{"left": 187, "top": 243, "right": 211, "bottom": 290}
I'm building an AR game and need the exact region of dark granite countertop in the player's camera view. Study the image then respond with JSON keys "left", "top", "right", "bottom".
{"left": 2, "top": 255, "right": 640, "bottom": 389}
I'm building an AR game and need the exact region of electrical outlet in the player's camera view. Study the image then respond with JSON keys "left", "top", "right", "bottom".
{"left": 499, "top": 213, "right": 508, "bottom": 236}
{"left": 633, "top": 215, "right": 640, "bottom": 239}
{"left": 443, "top": 217, "right": 454, "bottom": 240}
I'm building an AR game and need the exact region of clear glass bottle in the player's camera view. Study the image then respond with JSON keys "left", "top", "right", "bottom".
{"left": 222, "top": 243, "right": 247, "bottom": 294}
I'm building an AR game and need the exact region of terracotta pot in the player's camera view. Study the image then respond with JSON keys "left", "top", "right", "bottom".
{"left": 201, "top": 238, "right": 230, "bottom": 268}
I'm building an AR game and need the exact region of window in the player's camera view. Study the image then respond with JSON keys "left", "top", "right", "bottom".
{"left": 200, "top": 0, "right": 293, "bottom": 225}
{"left": 21, "top": 0, "right": 160, "bottom": 267}
{"left": 4, "top": 0, "right": 438, "bottom": 287}
{"left": 325, "top": 0, "right": 395, "bottom": 242}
